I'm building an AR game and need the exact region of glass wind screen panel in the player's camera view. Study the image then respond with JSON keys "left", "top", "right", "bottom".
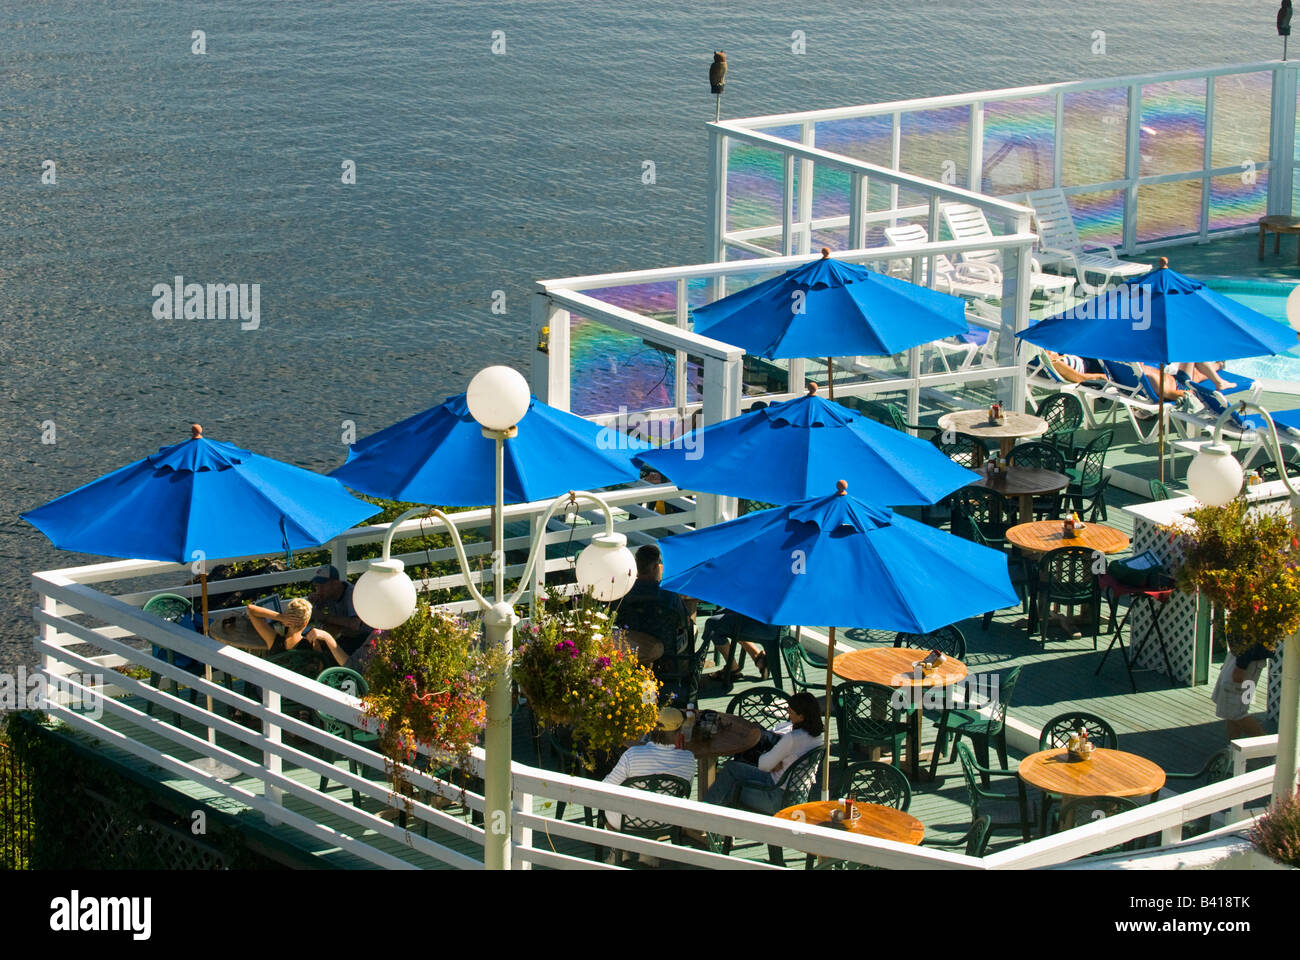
{"left": 1208, "top": 171, "right": 1268, "bottom": 231}
{"left": 1139, "top": 79, "right": 1206, "bottom": 177}
{"left": 1293, "top": 173, "right": 1300, "bottom": 218}
{"left": 1211, "top": 72, "right": 1272, "bottom": 172}
{"left": 811, "top": 163, "right": 851, "bottom": 222}
{"left": 569, "top": 314, "right": 700, "bottom": 417}
{"left": 1062, "top": 88, "right": 1127, "bottom": 186}
{"left": 726, "top": 141, "right": 785, "bottom": 232}
{"left": 815, "top": 115, "right": 894, "bottom": 167}
{"left": 757, "top": 123, "right": 803, "bottom": 144}
{"left": 811, "top": 226, "right": 850, "bottom": 251}
{"left": 1136, "top": 179, "right": 1203, "bottom": 242}
{"left": 981, "top": 97, "right": 1056, "bottom": 195}
{"left": 899, "top": 107, "right": 970, "bottom": 186}
{"left": 1068, "top": 189, "right": 1125, "bottom": 248}
{"left": 588, "top": 281, "right": 679, "bottom": 320}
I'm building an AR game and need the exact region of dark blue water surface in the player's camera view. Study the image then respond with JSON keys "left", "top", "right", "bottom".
{"left": 0, "top": 0, "right": 1278, "bottom": 667}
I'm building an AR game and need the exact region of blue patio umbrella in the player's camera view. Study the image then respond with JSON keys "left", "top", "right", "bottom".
{"left": 636, "top": 386, "right": 978, "bottom": 506}
{"left": 692, "top": 248, "right": 968, "bottom": 395}
{"left": 658, "top": 481, "right": 1018, "bottom": 796}
{"left": 22, "top": 424, "right": 380, "bottom": 773}
{"left": 330, "top": 393, "right": 648, "bottom": 505}
{"left": 1016, "top": 256, "right": 1297, "bottom": 480}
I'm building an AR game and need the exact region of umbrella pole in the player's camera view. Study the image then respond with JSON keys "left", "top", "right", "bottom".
{"left": 821, "top": 625, "right": 835, "bottom": 801}
{"left": 202, "top": 572, "right": 216, "bottom": 748}
{"left": 1158, "top": 362, "right": 1166, "bottom": 485}
{"left": 826, "top": 358, "right": 835, "bottom": 401}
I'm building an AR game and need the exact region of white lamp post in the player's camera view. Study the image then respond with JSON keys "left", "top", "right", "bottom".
{"left": 353, "top": 365, "right": 636, "bottom": 869}
{"left": 1186, "top": 401, "right": 1300, "bottom": 803}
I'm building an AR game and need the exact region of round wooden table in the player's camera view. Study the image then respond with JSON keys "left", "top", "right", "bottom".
{"left": 620, "top": 629, "right": 664, "bottom": 665}
{"left": 1258, "top": 215, "right": 1300, "bottom": 265}
{"left": 1005, "top": 520, "right": 1130, "bottom": 557}
{"left": 937, "top": 409, "right": 1048, "bottom": 460}
{"left": 776, "top": 800, "right": 925, "bottom": 845}
{"left": 1018, "top": 747, "right": 1165, "bottom": 799}
{"left": 833, "top": 647, "right": 967, "bottom": 781}
{"left": 682, "top": 713, "right": 762, "bottom": 797}
{"left": 968, "top": 466, "right": 1070, "bottom": 523}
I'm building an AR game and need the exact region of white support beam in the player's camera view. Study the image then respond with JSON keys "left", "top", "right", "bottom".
{"left": 529, "top": 293, "right": 571, "bottom": 411}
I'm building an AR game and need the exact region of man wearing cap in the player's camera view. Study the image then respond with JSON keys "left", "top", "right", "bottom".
{"left": 601, "top": 706, "right": 696, "bottom": 831}
{"left": 307, "top": 565, "right": 371, "bottom": 658}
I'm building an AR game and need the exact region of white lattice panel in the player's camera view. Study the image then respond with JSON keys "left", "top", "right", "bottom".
{"left": 1268, "top": 642, "right": 1283, "bottom": 725}
{"left": 1128, "top": 515, "right": 1202, "bottom": 686}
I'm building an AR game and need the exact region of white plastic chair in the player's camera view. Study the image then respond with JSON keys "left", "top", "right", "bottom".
{"left": 940, "top": 203, "right": 1078, "bottom": 304}
{"left": 1024, "top": 188, "right": 1150, "bottom": 294}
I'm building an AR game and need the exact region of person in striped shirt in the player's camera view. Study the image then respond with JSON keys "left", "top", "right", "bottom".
{"left": 602, "top": 706, "right": 696, "bottom": 829}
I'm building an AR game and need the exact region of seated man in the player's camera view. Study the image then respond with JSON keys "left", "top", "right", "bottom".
{"left": 306, "top": 565, "right": 373, "bottom": 662}
{"left": 614, "top": 544, "right": 691, "bottom": 656}
{"left": 601, "top": 706, "right": 696, "bottom": 830}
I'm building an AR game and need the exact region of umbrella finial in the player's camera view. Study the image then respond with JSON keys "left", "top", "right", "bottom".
{"left": 820, "top": 247, "right": 831, "bottom": 259}
{"left": 805, "top": 381, "right": 817, "bottom": 396}
{"left": 190, "top": 424, "right": 203, "bottom": 439}
{"left": 836, "top": 479, "right": 848, "bottom": 496}
{"left": 1159, "top": 257, "right": 1169, "bottom": 269}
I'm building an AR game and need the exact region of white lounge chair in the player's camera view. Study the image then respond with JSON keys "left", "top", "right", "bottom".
{"left": 883, "top": 223, "right": 1003, "bottom": 300}
{"left": 938, "top": 203, "right": 1076, "bottom": 306}
{"left": 1023, "top": 188, "right": 1150, "bottom": 294}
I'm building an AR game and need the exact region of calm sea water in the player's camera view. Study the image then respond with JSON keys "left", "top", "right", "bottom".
{"left": 0, "top": 0, "right": 1279, "bottom": 669}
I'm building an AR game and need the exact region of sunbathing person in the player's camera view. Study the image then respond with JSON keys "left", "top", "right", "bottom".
{"left": 1138, "top": 364, "right": 1185, "bottom": 401}
{"left": 1175, "top": 361, "right": 1233, "bottom": 392}
{"left": 1045, "top": 351, "right": 1105, "bottom": 384}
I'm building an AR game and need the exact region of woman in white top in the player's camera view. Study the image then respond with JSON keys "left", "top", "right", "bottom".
{"left": 703, "top": 692, "right": 822, "bottom": 812}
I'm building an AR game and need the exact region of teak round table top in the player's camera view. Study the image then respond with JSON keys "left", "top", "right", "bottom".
{"left": 1018, "top": 748, "right": 1166, "bottom": 798}
{"left": 1005, "top": 520, "right": 1130, "bottom": 556}
{"left": 832, "top": 646, "right": 967, "bottom": 689}
{"left": 968, "top": 466, "right": 1069, "bottom": 497}
{"left": 776, "top": 801, "right": 925, "bottom": 845}
{"left": 937, "top": 409, "right": 1048, "bottom": 442}
{"left": 683, "top": 714, "right": 761, "bottom": 761}
{"left": 621, "top": 630, "right": 664, "bottom": 664}
{"left": 1259, "top": 215, "right": 1300, "bottom": 231}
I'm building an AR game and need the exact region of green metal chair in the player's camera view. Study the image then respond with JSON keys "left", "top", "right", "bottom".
{"left": 779, "top": 634, "right": 828, "bottom": 701}
{"left": 930, "top": 431, "right": 990, "bottom": 470}
{"left": 955, "top": 742, "right": 1032, "bottom": 842}
{"left": 834, "top": 682, "right": 908, "bottom": 778}
{"left": 930, "top": 665, "right": 1021, "bottom": 781}
{"left": 732, "top": 746, "right": 825, "bottom": 865}
{"left": 950, "top": 486, "right": 1012, "bottom": 548}
{"left": 1066, "top": 430, "right": 1113, "bottom": 521}
{"left": 1008, "top": 440, "right": 1069, "bottom": 518}
{"left": 598, "top": 773, "right": 692, "bottom": 866}
{"left": 1038, "top": 393, "right": 1085, "bottom": 462}
{"left": 1056, "top": 795, "right": 1151, "bottom": 852}
{"left": 1257, "top": 456, "right": 1300, "bottom": 482}
{"left": 893, "top": 625, "right": 966, "bottom": 659}
{"left": 142, "top": 593, "right": 200, "bottom": 722}
{"left": 1165, "top": 749, "right": 1233, "bottom": 838}
{"left": 725, "top": 686, "right": 790, "bottom": 731}
{"left": 1033, "top": 711, "right": 1119, "bottom": 835}
{"left": 921, "top": 814, "right": 993, "bottom": 858}
{"left": 1147, "top": 478, "right": 1172, "bottom": 501}
{"left": 314, "top": 667, "right": 380, "bottom": 807}
{"left": 963, "top": 521, "right": 1031, "bottom": 629}
{"left": 1035, "top": 546, "right": 1102, "bottom": 647}
{"left": 886, "top": 402, "right": 942, "bottom": 440}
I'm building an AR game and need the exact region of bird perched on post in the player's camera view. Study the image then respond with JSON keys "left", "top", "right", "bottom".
{"left": 709, "top": 51, "right": 727, "bottom": 121}
{"left": 1280, "top": 0, "right": 1293, "bottom": 60}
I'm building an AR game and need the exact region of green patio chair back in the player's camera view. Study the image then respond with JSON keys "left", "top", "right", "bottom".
{"left": 840, "top": 761, "right": 911, "bottom": 810}
{"left": 893, "top": 625, "right": 966, "bottom": 659}
{"left": 1258, "top": 457, "right": 1300, "bottom": 482}
{"left": 954, "top": 742, "right": 1031, "bottom": 841}
{"left": 950, "top": 486, "right": 1011, "bottom": 545}
{"left": 314, "top": 667, "right": 379, "bottom": 806}
{"left": 725, "top": 686, "right": 790, "bottom": 730}
{"left": 835, "top": 682, "right": 907, "bottom": 777}
{"left": 1036, "top": 547, "right": 1102, "bottom": 646}
{"left": 779, "top": 634, "right": 825, "bottom": 694}
{"left": 1165, "top": 749, "right": 1233, "bottom": 838}
{"left": 1038, "top": 712, "right": 1118, "bottom": 750}
{"left": 606, "top": 774, "right": 692, "bottom": 852}
{"left": 1038, "top": 393, "right": 1084, "bottom": 449}
{"left": 1147, "top": 478, "right": 1172, "bottom": 501}
{"left": 1067, "top": 430, "right": 1113, "bottom": 520}
{"left": 931, "top": 665, "right": 1021, "bottom": 779}
{"left": 1009, "top": 440, "right": 1066, "bottom": 474}
{"left": 930, "top": 431, "right": 989, "bottom": 469}
{"left": 1056, "top": 795, "right": 1153, "bottom": 853}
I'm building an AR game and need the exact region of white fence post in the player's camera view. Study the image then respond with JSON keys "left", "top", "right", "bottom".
{"left": 264, "top": 686, "right": 283, "bottom": 826}
{"left": 530, "top": 293, "right": 571, "bottom": 411}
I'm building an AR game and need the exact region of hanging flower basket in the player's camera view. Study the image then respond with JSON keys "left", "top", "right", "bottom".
{"left": 514, "top": 588, "right": 660, "bottom": 767}
{"left": 1170, "top": 500, "right": 1300, "bottom": 656}
{"left": 360, "top": 607, "right": 500, "bottom": 802}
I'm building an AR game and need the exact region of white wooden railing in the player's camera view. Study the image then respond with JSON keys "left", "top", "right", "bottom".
{"left": 26, "top": 481, "right": 1279, "bottom": 870}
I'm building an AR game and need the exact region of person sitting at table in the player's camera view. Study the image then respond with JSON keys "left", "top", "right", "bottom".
{"left": 703, "top": 692, "right": 822, "bottom": 813}
{"left": 306, "top": 564, "right": 373, "bottom": 661}
{"left": 614, "top": 544, "right": 692, "bottom": 656}
{"left": 243, "top": 597, "right": 332, "bottom": 654}
{"left": 601, "top": 706, "right": 696, "bottom": 830}
{"left": 703, "top": 609, "right": 779, "bottom": 680}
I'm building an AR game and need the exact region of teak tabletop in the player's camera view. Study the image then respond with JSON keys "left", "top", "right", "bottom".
{"left": 937, "top": 410, "right": 1048, "bottom": 457}
{"left": 682, "top": 713, "right": 762, "bottom": 797}
{"left": 1005, "top": 520, "right": 1130, "bottom": 556}
{"left": 1017, "top": 747, "right": 1166, "bottom": 798}
{"left": 620, "top": 629, "right": 664, "bottom": 664}
{"left": 776, "top": 801, "right": 925, "bottom": 845}
{"left": 968, "top": 467, "right": 1070, "bottom": 523}
{"left": 832, "top": 646, "right": 968, "bottom": 688}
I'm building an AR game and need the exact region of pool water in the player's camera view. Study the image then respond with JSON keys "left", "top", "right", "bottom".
{"left": 1198, "top": 277, "right": 1300, "bottom": 385}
